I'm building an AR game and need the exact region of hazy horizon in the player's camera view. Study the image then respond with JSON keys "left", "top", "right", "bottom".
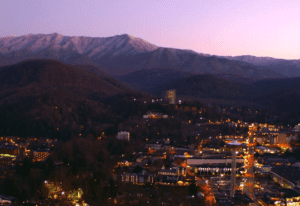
{"left": 1, "top": 0, "right": 300, "bottom": 60}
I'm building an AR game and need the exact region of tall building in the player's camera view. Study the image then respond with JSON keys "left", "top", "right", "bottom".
{"left": 226, "top": 140, "right": 242, "bottom": 198}
{"left": 165, "top": 89, "right": 176, "bottom": 104}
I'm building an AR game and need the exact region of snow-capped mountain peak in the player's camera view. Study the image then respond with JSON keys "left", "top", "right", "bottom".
{"left": 0, "top": 33, "right": 158, "bottom": 56}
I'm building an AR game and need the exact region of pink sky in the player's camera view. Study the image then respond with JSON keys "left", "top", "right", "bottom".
{"left": 1, "top": 0, "right": 299, "bottom": 59}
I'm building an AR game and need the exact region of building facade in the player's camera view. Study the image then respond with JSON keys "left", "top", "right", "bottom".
{"left": 117, "top": 131, "right": 130, "bottom": 141}
{"left": 164, "top": 90, "right": 176, "bottom": 104}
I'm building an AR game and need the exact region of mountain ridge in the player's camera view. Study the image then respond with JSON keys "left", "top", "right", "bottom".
{"left": 0, "top": 33, "right": 290, "bottom": 78}
{"left": 221, "top": 55, "right": 300, "bottom": 77}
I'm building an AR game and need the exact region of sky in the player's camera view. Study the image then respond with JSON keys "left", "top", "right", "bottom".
{"left": 1, "top": 0, "right": 300, "bottom": 59}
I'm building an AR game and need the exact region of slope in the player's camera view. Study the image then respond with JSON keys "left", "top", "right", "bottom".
{"left": 252, "top": 77, "right": 300, "bottom": 112}
{"left": 0, "top": 59, "right": 147, "bottom": 139}
{"left": 149, "top": 74, "right": 251, "bottom": 101}
{"left": 223, "top": 55, "right": 300, "bottom": 77}
{"left": 116, "top": 68, "right": 193, "bottom": 89}
{"left": 149, "top": 73, "right": 300, "bottom": 119}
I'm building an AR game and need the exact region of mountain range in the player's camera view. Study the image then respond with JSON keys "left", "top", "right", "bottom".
{"left": 1, "top": 33, "right": 299, "bottom": 78}
{"left": 2, "top": 58, "right": 300, "bottom": 138}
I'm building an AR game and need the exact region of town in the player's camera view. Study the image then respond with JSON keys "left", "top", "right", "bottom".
{"left": 1, "top": 90, "right": 300, "bottom": 206}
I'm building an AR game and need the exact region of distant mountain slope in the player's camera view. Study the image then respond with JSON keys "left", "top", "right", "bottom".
{"left": 0, "top": 33, "right": 283, "bottom": 78}
{"left": 252, "top": 77, "right": 300, "bottom": 112}
{"left": 116, "top": 68, "right": 193, "bottom": 89}
{"left": 73, "top": 64, "right": 125, "bottom": 89}
{"left": 116, "top": 67, "right": 277, "bottom": 92}
{"left": 148, "top": 73, "right": 300, "bottom": 115}
{"left": 223, "top": 55, "right": 300, "bottom": 77}
{"left": 149, "top": 74, "right": 251, "bottom": 101}
{"left": 0, "top": 59, "right": 146, "bottom": 139}
{"left": 0, "top": 59, "right": 126, "bottom": 94}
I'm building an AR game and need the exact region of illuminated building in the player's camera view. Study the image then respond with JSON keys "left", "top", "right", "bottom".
{"left": 195, "top": 163, "right": 242, "bottom": 176}
{"left": 143, "top": 111, "right": 168, "bottom": 119}
{"left": 33, "top": 149, "right": 50, "bottom": 162}
{"left": 273, "top": 189, "right": 300, "bottom": 206}
{"left": 164, "top": 89, "right": 176, "bottom": 104}
{"left": 121, "top": 173, "right": 154, "bottom": 184}
{"left": 117, "top": 131, "right": 130, "bottom": 141}
{"left": 187, "top": 158, "right": 243, "bottom": 165}
{"left": 0, "top": 195, "right": 15, "bottom": 205}
{"left": 294, "top": 123, "right": 300, "bottom": 131}
{"left": 226, "top": 140, "right": 243, "bottom": 198}
{"left": 0, "top": 143, "right": 19, "bottom": 158}
{"left": 158, "top": 168, "right": 177, "bottom": 176}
